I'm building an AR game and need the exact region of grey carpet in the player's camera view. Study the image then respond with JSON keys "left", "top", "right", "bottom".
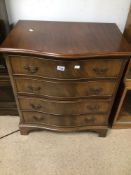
{"left": 0, "top": 116, "right": 131, "bottom": 175}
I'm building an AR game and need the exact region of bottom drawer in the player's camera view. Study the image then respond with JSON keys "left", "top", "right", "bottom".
{"left": 22, "top": 111, "right": 108, "bottom": 127}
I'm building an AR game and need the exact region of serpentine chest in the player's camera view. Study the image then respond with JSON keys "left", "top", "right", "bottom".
{"left": 0, "top": 20, "right": 131, "bottom": 136}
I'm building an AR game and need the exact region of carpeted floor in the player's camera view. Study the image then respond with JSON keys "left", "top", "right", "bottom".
{"left": 0, "top": 116, "right": 131, "bottom": 175}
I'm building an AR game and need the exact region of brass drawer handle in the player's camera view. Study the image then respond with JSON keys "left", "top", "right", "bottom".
{"left": 24, "top": 65, "right": 39, "bottom": 74}
{"left": 93, "top": 67, "right": 108, "bottom": 74}
{"left": 84, "top": 116, "right": 95, "bottom": 122}
{"left": 87, "top": 105, "right": 100, "bottom": 112}
{"left": 30, "top": 104, "right": 42, "bottom": 110}
{"left": 33, "top": 115, "right": 44, "bottom": 121}
{"left": 88, "top": 88, "right": 102, "bottom": 95}
{"left": 27, "top": 86, "right": 41, "bottom": 93}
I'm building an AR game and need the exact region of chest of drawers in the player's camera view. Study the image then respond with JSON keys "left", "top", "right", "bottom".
{"left": 0, "top": 21, "right": 131, "bottom": 136}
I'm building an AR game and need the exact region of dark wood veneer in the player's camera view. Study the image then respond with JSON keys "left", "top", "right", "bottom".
{"left": 10, "top": 56, "right": 123, "bottom": 79}
{"left": 1, "top": 21, "right": 131, "bottom": 57}
{"left": 15, "top": 78, "right": 116, "bottom": 99}
{"left": 0, "top": 21, "right": 131, "bottom": 136}
{"left": 18, "top": 96, "right": 111, "bottom": 115}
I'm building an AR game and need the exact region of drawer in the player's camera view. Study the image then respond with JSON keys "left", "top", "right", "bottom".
{"left": 15, "top": 78, "right": 116, "bottom": 99}
{"left": 10, "top": 56, "right": 123, "bottom": 79}
{"left": 22, "top": 111, "right": 107, "bottom": 127}
{"left": 18, "top": 97, "right": 111, "bottom": 115}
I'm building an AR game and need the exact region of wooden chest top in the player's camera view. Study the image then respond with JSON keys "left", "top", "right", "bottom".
{"left": 0, "top": 20, "right": 131, "bottom": 58}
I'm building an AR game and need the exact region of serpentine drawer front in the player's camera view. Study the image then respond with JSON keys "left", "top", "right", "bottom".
{"left": 18, "top": 97, "right": 111, "bottom": 115}
{"left": 15, "top": 78, "right": 116, "bottom": 99}
{"left": 10, "top": 56, "right": 123, "bottom": 79}
{"left": 0, "top": 21, "right": 130, "bottom": 137}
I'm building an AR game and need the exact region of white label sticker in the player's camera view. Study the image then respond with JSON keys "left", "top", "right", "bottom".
{"left": 74, "top": 65, "right": 80, "bottom": 69}
{"left": 57, "top": 66, "right": 65, "bottom": 71}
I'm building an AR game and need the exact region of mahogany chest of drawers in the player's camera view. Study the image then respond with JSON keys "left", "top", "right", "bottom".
{"left": 0, "top": 21, "right": 131, "bottom": 136}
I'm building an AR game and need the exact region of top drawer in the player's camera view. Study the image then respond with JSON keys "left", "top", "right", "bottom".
{"left": 10, "top": 56, "right": 123, "bottom": 80}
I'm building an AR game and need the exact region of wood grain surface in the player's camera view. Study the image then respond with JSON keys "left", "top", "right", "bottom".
{"left": 0, "top": 21, "right": 131, "bottom": 58}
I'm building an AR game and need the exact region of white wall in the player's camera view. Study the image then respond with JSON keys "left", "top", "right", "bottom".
{"left": 5, "top": 0, "right": 131, "bottom": 32}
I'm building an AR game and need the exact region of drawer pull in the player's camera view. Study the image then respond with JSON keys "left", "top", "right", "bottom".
{"left": 30, "top": 104, "right": 42, "bottom": 110}
{"left": 93, "top": 67, "right": 108, "bottom": 74}
{"left": 87, "top": 105, "right": 100, "bottom": 112}
{"left": 85, "top": 116, "right": 95, "bottom": 122}
{"left": 88, "top": 88, "right": 102, "bottom": 95}
{"left": 33, "top": 115, "right": 44, "bottom": 121}
{"left": 27, "top": 86, "right": 41, "bottom": 93}
{"left": 24, "top": 65, "right": 39, "bottom": 74}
